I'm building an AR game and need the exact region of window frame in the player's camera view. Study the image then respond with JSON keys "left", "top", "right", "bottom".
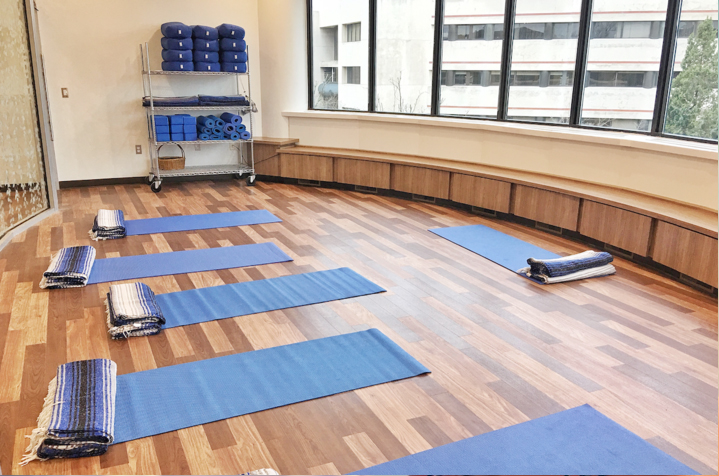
{"left": 307, "top": 0, "right": 717, "bottom": 144}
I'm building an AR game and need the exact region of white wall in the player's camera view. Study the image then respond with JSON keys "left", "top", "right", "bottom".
{"left": 37, "top": 0, "right": 263, "bottom": 182}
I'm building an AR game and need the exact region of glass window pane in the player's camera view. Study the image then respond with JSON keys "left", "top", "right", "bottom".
{"left": 507, "top": 0, "right": 581, "bottom": 124}
{"left": 580, "top": 1, "right": 667, "bottom": 131}
{"left": 439, "top": 0, "right": 506, "bottom": 118}
{"left": 311, "top": 0, "right": 368, "bottom": 110}
{"left": 375, "top": 0, "right": 435, "bottom": 114}
{"left": 665, "top": 4, "right": 719, "bottom": 140}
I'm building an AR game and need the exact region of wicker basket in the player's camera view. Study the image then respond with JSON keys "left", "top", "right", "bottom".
{"left": 157, "top": 143, "right": 186, "bottom": 170}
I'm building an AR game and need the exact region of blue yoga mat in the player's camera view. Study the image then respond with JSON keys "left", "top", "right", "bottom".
{"left": 124, "top": 210, "right": 280, "bottom": 236}
{"left": 352, "top": 404, "right": 697, "bottom": 475}
{"left": 157, "top": 267, "right": 385, "bottom": 328}
{"left": 86, "top": 243, "right": 291, "bottom": 284}
{"left": 430, "top": 224, "right": 560, "bottom": 273}
{"left": 113, "top": 329, "right": 429, "bottom": 443}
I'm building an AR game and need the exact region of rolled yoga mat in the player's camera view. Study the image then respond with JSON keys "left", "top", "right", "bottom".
{"left": 226, "top": 132, "right": 241, "bottom": 141}
{"left": 220, "top": 112, "right": 242, "bottom": 125}
{"left": 239, "top": 130, "right": 251, "bottom": 140}
{"left": 86, "top": 242, "right": 291, "bottom": 285}
{"left": 208, "top": 115, "right": 225, "bottom": 127}
{"left": 112, "top": 329, "right": 429, "bottom": 443}
{"left": 157, "top": 267, "right": 384, "bottom": 328}
{"left": 212, "top": 126, "right": 223, "bottom": 135}
{"left": 235, "top": 123, "right": 246, "bottom": 132}
{"left": 197, "top": 116, "right": 215, "bottom": 128}
{"left": 198, "top": 133, "right": 210, "bottom": 141}
{"left": 124, "top": 210, "right": 281, "bottom": 236}
{"left": 223, "top": 123, "right": 236, "bottom": 134}
{"left": 351, "top": 404, "right": 697, "bottom": 475}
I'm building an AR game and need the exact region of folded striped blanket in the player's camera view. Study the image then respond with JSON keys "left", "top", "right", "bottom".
{"left": 89, "top": 209, "right": 126, "bottom": 241}
{"left": 21, "top": 359, "right": 117, "bottom": 464}
{"left": 518, "top": 250, "right": 615, "bottom": 284}
{"left": 39, "top": 246, "right": 96, "bottom": 289}
{"left": 106, "top": 283, "right": 165, "bottom": 339}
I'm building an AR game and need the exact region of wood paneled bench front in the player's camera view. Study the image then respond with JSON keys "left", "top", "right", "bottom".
{"left": 254, "top": 142, "right": 718, "bottom": 291}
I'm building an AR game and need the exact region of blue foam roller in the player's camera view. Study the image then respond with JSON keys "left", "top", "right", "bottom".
{"left": 197, "top": 126, "right": 212, "bottom": 135}
{"left": 220, "top": 38, "right": 246, "bottom": 51}
{"left": 170, "top": 124, "right": 183, "bottom": 133}
{"left": 161, "top": 22, "right": 192, "bottom": 39}
{"left": 197, "top": 116, "right": 215, "bottom": 128}
{"left": 192, "top": 25, "right": 219, "bottom": 40}
{"left": 194, "top": 40, "right": 219, "bottom": 52}
{"left": 161, "top": 37, "right": 193, "bottom": 50}
{"left": 153, "top": 115, "right": 169, "bottom": 126}
{"left": 155, "top": 125, "right": 169, "bottom": 135}
{"left": 223, "top": 124, "right": 235, "bottom": 134}
{"left": 171, "top": 132, "right": 184, "bottom": 141}
{"left": 220, "top": 112, "right": 242, "bottom": 125}
{"left": 207, "top": 115, "right": 225, "bottom": 127}
{"left": 217, "top": 23, "right": 245, "bottom": 39}
{"left": 161, "top": 49, "right": 192, "bottom": 62}
{"left": 227, "top": 132, "right": 241, "bottom": 141}
{"left": 184, "top": 132, "right": 198, "bottom": 141}
{"left": 195, "top": 62, "right": 220, "bottom": 72}
{"left": 221, "top": 62, "right": 247, "bottom": 73}
{"left": 193, "top": 51, "right": 219, "bottom": 63}
{"left": 221, "top": 51, "right": 248, "bottom": 63}
{"left": 235, "top": 124, "right": 246, "bottom": 132}
{"left": 161, "top": 61, "right": 194, "bottom": 72}
{"left": 240, "top": 131, "right": 251, "bottom": 140}
{"left": 198, "top": 133, "right": 210, "bottom": 141}
{"left": 156, "top": 133, "right": 171, "bottom": 142}
{"left": 211, "top": 126, "right": 223, "bottom": 135}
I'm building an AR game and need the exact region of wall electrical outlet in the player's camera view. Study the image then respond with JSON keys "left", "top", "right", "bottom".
{"left": 61, "top": 88, "right": 69, "bottom": 98}
{"left": 135, "top": 145, "right": 142, "bottom": 154}
{"left": 195, "top": 144, "right": 201, "bottom": 151}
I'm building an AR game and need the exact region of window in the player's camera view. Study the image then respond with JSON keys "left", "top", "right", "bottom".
{"left": 510, "top": 71, "right": 541, "bottom": 86}
{"left": 591, "top": 20, "right": 665, "bottom": 39}
{"left": 551, "top": 23, "right": 579, "bottom": 39}
{"left": 514, "top": 23, "right": 545, "bottom": 40}
{"left": 344, "top": 66, "right": 361, "bottom": 84}
{"left": 344, "top": 22, "right": 361, "bottom": 42}
{"left": 586, "top": 71, "right": 655, "bottom": 88}
{"left": 548, "top": 71, "right": 574, "bottom": 86}
{"left": 665, "top": 5, "right": 719, "bottom": 140}
{"left": 375, "top": 0, "right": 434, "bottom": 114}
{"left": 310, "top": 0, "right": 369, "bottom": 110}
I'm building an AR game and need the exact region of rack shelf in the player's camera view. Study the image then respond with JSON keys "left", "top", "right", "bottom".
{"left": 143, "top": 105, "right": 251, "bottom": 111}
{"left": 148, "top": 70, "right": 248, "bottom": 76}
{"left": 155, "top": 139, "right": 253, "bottom": 145}
{"left": 156, "top": 164, "right": 253, "bottom": 178}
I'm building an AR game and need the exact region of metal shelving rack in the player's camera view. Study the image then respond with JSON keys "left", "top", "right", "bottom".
{"left": 140, "top": 42, "right": 255, "bottom": 192}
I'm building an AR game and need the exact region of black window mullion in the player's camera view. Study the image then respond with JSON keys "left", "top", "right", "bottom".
{"left": 652, "top": 0, "right": 682, "bottom": 135}
{"left": 306, "top": 0, "right": 314, "bottom": 110}
{"left": 368, "top": 0, "right": 377, "bottom": 112}
{"left": 569, "top": 0, "right": 593, "bottom": 125}
{"left": 430, "top": 0, "right": 444, "bottom": 116}
{"left": 497, "top": 0, "right": 516, "bottom": 120}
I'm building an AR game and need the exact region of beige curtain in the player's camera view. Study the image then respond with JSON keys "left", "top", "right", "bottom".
{"left": 0, "top": 0, "right": 49, "bottom": 236}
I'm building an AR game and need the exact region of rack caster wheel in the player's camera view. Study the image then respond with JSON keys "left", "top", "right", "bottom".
{"left": 147, "top": 174, "right": 155, "bottom": 185}
{"left": 150, "top": 181, "right": 162, "bottom": 193}
{"left": 246, "top": 175, "right": 256, "bottom": 187}
{"left": 234, "top": 173, "right": 245, "bottom": 180}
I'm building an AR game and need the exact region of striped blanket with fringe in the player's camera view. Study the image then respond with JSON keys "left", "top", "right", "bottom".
{"left": 106, "top": 283, "right": 165, "bottom": 339}
{"left": 89, "top": 209, "right": 126, "bottom": 241}
{"left": 518, "top": 250, "right": 616, "bottom": 284}
{"left": 39, "top": 246, "right": 96, "bottom": 289}
{"left": 22, "top": 359, "right": 117, "bottom": 464}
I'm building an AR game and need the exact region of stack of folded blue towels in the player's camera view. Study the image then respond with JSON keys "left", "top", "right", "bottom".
{"left": 161, "top": 22, "right": 194, "bottom": 71}
{"left": 196, "top": 112, "right": 251, "bottom": 141}
{"left": 155, "top": 115, "right": 198, "bottom": 142}
{"left": 218, "top": 24, "right": 247, "bottom": 73}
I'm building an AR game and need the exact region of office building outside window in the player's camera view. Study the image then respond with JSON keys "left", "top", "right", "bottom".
{"left": 345, "top": 22, "right": 361, "bottom": 42}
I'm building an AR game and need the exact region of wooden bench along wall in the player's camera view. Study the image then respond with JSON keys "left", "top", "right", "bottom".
{"left": 254, "top": 140, "right": 718, "bottom": 290}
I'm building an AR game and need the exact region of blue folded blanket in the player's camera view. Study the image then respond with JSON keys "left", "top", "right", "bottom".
{"left": 143, "top": 96, "right": 200, "bottom": 107}
{"left": 198, "top": 95, "right": 249, "bottom": 106}
{"left": 161, "top": 49, "right": 192, "bottom": 62}
{"left": 193, "top": 25, "right": 219, "bottom": 40}
{"left": 221, "top": 62, "right": 247, "bottom": 73}
{"left": 106, "top": 283, "right": 165, "bottom": 339}
{"left": 193, "top": 50, "right": 219, "bottom": 62}
{"left": 89, "top": 209, "right": 126, "bottom": 241}
{"left": 207, "top": 115, "right": 225, "bottom": 127}
{"left": 194, "top": 40, "right": 219, "bottom": 52}
{"left": 240, "top": 130, "right": 251, "bottom": 140}
{"left": 221, "top": 51, "right": 248, "bottom": 63}
{"left": 161, "top": 61, "right": 193, "bottom": 72}
{"left": 195, "top": 62, "right": 220, "bottom": 72}
{"left": 219, "top": 38, "right": 246, "bottom": 51}
{"left": 223, "top": 124, "right": 235, "bottom": 134}
{"left": 197, "top": 116, "right": 215, "bottom": 128}
{"left": 218, "top": 23, "right": 245, "bottom": 39}
{"left": 39, "top": 246, "right": 96, "bottom": 289}
{"left": 226, "top": 132, "right": 241, "bottom": 141}
{"left": 161, "top": 22, "right": 191, "bottom": 39}
{"left": 161, "top": 37, "right": 193, "bottom": 50}
{"left": 220, "top": 112, "right": 242, "bottom": 125}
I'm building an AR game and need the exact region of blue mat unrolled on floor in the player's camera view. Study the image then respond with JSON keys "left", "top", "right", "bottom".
{"left": 113, "top": 329, "right": 429, "bottom": 443}
{"left": 430, "top": 224, "right": 560, "bottom": 273}
{"left": 124, "top": 210, "right": 280, "bottom": 236}
{"left": 86, "top": 243, "right": 291, "bottom": 284}
{"left": 158, "top": 267, "right": 385, "bottom": 328}
{"left": 351, "top": 404, "right": 697, "bottom": 475}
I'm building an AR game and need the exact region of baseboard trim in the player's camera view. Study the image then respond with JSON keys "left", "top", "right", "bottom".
{"left": 60, "top": 177, "right": 145, "bottom": 188}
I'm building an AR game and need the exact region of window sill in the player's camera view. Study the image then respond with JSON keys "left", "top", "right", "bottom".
{"left": 282, "top": 110, "right": 718, "bottom": 162}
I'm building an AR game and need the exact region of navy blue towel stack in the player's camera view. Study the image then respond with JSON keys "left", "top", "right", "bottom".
{"left": 161, "top": 22, "right": 193, "bottom": 72}
{"left": 218, "top": 24, "right": 247, "bottom": 73}
{"left": 193, "top": 26, "right": 220, "bottom": 72}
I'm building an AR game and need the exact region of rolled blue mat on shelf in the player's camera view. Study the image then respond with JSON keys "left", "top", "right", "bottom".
{"left": 161, "top": 22, "right": 191, "bottom": 39}
{"left": 220, "top": 112, "right": 242, "bottom": 125}
{"left": 235, "top": 124, "right": 246, "bottom": 132}
{"left": 156, "top": 133, "right": 170, "bottom": 142}
{"left": 184, "top": 132, "right": 198, "bottom": 141}
{"left": 210, "top": 134, "right": 223, "bottom": 140}
{"left": 161, "top": 61, "right": 193, "bottom": 72}
{"left": 194, "top": 39, "right": 219, "bottom": 52}
{"left": 226, "top": 132, "right": 240, "bottom": 141}
{"left": 124, "top": 210, "right": 281, "bottom": 236}
{"left": 170, "top": 133, "right": 184, "bottom": 141}
{"left": 240, "top": 130, "right": 251, "bottom": 140}
{"left": 221, "top": 51, "right": 248, "bottom": 63}
{"left": 208, "top": 115, "right": 225, "bottom": 127}
{"left": 155, "top": 125, "right": 169, "bottom": 135}
{"left": 221, "top": 62, "right": 247, "bottom": 73}
{"left": 220, "top": 38, "right": 246, "bottom": 51}
{"left": 153, "top": 115, "right": 169, "bottom": 126}
{"left": 197, "top": 116, "right": 215, "bottom": 128}
{"left": 192, "top": 25, "right": 218, "bottom": 40}
{"left": 160, "top": 37, "right": 193, "bottom": 50}
{"left": 218, "top": 23, "right": 245, "bottom": 39}
{"left": 223, "top": 124, "right": 235, "bottom": 134}
{"left": 198, "top": 133, "right": 210, "bottom": 141}
{"left": 197, "top": 126, "right": 212, "bottom": 135}
{"left": 161, "top": 49, "right": 192, "bottom": 62}
{"left": 195, "top": 62, "right": 220, "bottom": 72}
{"left": 193, "top": 50, "right": 219, "bottom": 63}
{"left": 211, "top": 126, "right": 223, "bottom": 135}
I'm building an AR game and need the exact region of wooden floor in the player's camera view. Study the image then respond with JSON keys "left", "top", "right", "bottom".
{"left": 0, "top": 180, "right": 716, "bottom": 475}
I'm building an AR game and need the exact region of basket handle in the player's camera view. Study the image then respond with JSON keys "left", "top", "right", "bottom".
{"left": 157, "top": 143, "right": 186, "bottom": 159}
